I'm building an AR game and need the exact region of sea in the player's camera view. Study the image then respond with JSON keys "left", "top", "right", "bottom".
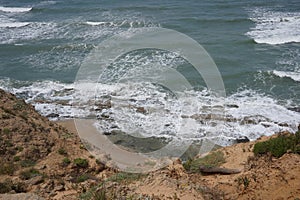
{"left": 0, "top": 0, "right": 299, "bottom": 146}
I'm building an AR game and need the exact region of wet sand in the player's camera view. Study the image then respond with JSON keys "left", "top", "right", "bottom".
{"left": 57, "top": 119, "right": 170, "bottom": 172}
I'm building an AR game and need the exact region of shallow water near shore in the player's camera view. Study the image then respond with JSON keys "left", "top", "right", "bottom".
{"left": 0, "top": 0, "right": 300, "bottom": 146}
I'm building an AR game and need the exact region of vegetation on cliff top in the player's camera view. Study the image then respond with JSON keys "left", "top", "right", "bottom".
{"left": 254, "top": 131, "right": 300, "bottom": 158}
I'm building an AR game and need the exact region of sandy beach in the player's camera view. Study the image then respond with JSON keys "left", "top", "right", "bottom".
{"left": 57, "top": 119, "right": 173, "bottom": 173}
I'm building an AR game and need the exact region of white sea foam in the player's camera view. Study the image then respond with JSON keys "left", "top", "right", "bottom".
{"left": 272, "top": 70, "right": 300, "bottom": 82}
{"left": 0, "top": 22, "right": 57, "bottom": 44}
{"left": 0, "top": 11, "right": 158, "bottom": 44}
{"left": 86, "top": 21, "right": 109, "bottom": 26}
{"left": 247, "top": 8, "right": 300, "bottom": 44}
{"left": 0, "top": 79, "right": 299, "bottom": 146}
{"left": 37, "top": 1, "right": 56, "bottom": 7}
{"left": 0, "top": 22, "right": 29, "bottom": 28}
{"left": 0, "top": 6, "right": 32, "bottom": 13}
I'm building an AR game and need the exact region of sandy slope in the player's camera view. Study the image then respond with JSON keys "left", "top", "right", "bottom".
{"left": 59, "top": 120, "right": 300, "bottom": 200}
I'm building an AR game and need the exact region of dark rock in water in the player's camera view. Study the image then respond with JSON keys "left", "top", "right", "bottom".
{"left": 46, "top": 113, "right": 59, "bottom": 118}
{"left": 136, "top": 107, "right": 146, "bottom": 114}
{"left": 110, "top": 124, "right": 119, "bottom": 129}
{"left": 288, "top": 107, "right": 300, "bottom": 113}
{"left": 103, "top": 132, "right": 111, "bottom": 135}
{"left": 100, "top": 113, "right": 110, "bottom": 119}
{"left": 235, "top": 136, "right": 250, "bottom": 143}
{"left": 260, "top": 122, "right": 271, "bottom": 128}
{"left": 226, "top": 104, "right": 239, "bottom": 108}
{"left": 94, "top": 101, "right": 111, "bottom": 111}
{"left": 277, "top": 122, "right": 289, "bottom": 127}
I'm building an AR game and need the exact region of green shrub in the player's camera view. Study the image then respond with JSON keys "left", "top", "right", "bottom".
{"left": 183, "top": 151, "right": 225, "bottom": 173}
{"left": 4, "top": 140, "right": 13, "bottom": 147}
{"left": 79, "top": 186, "right": 107, "bottom": 200}
{"left": 11, "top": 182, "right": 26, "bottom": 193}
{"left": 237, "top": 176, "right": 250, "bottom": 189}
{"left": 253, "top": 132, "right": 300, "bottom": 158}
{"left": 95, "top": 159, "right": 101, "bottom": 165}
{"left": 13, "top": 101, "right": 25, "bottom": 110}
{"left": 76, "top": 174, "right": 89, "bottom": 183}
{"left": 0, "top": 180, "right": 12, "bottom": 193}
{"left": 2, "top": 107, "right": 15, "bottom": 116}
{"left": 20, "top": 168, "right": 40, "bottom": 180}
{"left": 20, "top": 159, "right": 36, "bottom": 167}
{"left": 3, "top": 128, "right": 10, "bottom": 135}
{"left": 0, "top": 180, "right": 27, "bottom": 193}
{"left": 16, "top": 146, "right": 24, "bottom": 152}
{"left": 58, "top": 148, "right": 67, "bottom": 155}
{"left": 74, "top": 158, "right": 89, "bottom": 168}
{"left": 0, "top": 162, "right": 17, "bottom": 175}
{"left": 107, "top": 172, "right": 146, "bottom": 183}
{"left": 13, "top": 156, "right": 20, "bottom": 162}
{"left": 62, "top": 157, "right": 71, "bottom": 166}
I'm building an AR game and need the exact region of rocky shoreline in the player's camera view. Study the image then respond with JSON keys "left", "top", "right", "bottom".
{"left": 1, "top": 89, "right": 300, "bottom": 200}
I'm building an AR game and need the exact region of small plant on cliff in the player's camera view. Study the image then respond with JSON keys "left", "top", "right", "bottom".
{"left": 183, "top": 151, "right": 225, "bottom": 173}
{"left": 13, "top": 101, "right": 25, "bottom": 110}
{"left": 74, "top": 158, "right": 89, "bottom": 168}
{"left": 13, "top": 156, "right": 20, "bottom": 162}
{"left": 20, "top": 168, "right": 40, "bottom": 180}
{"left": 20, "top": 159, "right": 36, "bottom": 167}
{"left": 62, "top": 157, "right": 71, "bottom": 166}
{"left": 80, "top": 186, "right": 107, "bottom": 200}
{"left": 107, "top": 172, "right": 147, "bottom": 183}
{"left": 253, "top": 131, "right": 300, "bottom": 158}
{"left": 58, "top": 148, "right": 68, "bottom": 155}
{"left": 76, "top": 173, "right": 89, "bottom": 183}
{"left": 0, "top": 162, "right": 17, "bottom": 175}
{"left": 0, "top": 179, "right": 12, "bottom": 194}
{"left": 0, "top": 179, "right": 26, "bottom": 194}
{"left": 237, "top": 176, "right": 250, "bottom": 190}
{"left": 3, "top": 128, "right": 10, "bottom": 135}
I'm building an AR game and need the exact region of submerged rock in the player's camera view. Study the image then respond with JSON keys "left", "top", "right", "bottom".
{"left": 46, "top": 113, "right": 59, "bottom": 118}
{"left": 288, "top": 107, "right": 300, "bottom": 113}
{"left": 235, "top": 136, "right": 250, "bottom": 143}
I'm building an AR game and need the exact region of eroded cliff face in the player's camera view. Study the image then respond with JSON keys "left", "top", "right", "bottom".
{"left": 0, "top": 89, "right": 108, "bottom": 199}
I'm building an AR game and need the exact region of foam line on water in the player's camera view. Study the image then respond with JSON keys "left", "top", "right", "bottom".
{"left": 0, "top": 22, "right": 30, "bottom": 28}
{"left": 272, "top": 70, "right": 300, "bottom": 82}
{"left": 246, "top": 8, "right": 300, "bottom": 45}
{"left": 0, "top": 6, "right": 32, "bottom": 13}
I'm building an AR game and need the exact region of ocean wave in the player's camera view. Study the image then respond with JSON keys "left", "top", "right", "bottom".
{"left": 86, "top": 21, "right": 109, "bottom": 26}
{"left": 0, "top": 22, "right": 57, "bottom": 44}
{"left": 0, "top": 79, "right": 299, "bottom": 146}
{"left": 85, "top": 19, "right": 157, "bottom": 28}
{"left": 0, "top": 6, "right": 32, "bottom": 13}
{"left": 272, "top": 70, "right": 300, "bottom": 82}
{"left": 246, "top": 8, "right": 300, "bottom": 45}
{"left": 0, "top": 22, "right": 30, "bottom": 28}
{"left": 0, "top": 12, "right": 158, "bottom": 44}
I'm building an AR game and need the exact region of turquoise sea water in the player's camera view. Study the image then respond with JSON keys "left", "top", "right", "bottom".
{"left": 0, "top": 0, "right": 299, "bottom": 144}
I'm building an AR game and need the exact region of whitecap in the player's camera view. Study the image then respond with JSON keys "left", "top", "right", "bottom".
{"left": 0, "top": 22, "right": 30, "bottom": 28}
{"left": 246, "top": 8, "right": 300, "bottom": 45}
{"left": 272, "top": 70, "right": 300, "bottom": 82}
{"left": 86, "top": 21, "right": 107, "bottom": 26}
{"left": 0, "top": 6, "right": 32, "bottom": 13}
